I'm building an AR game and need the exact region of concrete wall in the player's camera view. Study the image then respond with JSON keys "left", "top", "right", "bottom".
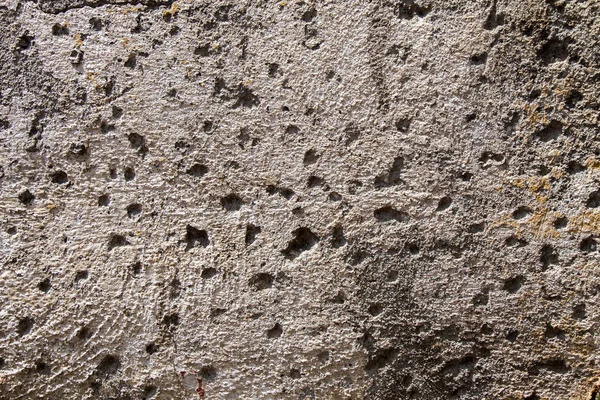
{"left": 1, "top": 0, "right": 600, "bottom": 398}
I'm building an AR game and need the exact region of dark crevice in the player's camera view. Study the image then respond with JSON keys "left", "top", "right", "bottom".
{"left": 36, "top": 0, "right": 174, "bottom": 14}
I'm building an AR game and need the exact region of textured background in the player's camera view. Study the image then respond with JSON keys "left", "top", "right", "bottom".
{"left": 1, "top": 0, "right": 600, "bottom": 398}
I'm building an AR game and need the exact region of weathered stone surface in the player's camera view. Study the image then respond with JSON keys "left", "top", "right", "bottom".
{"left": 1, "top": 0, "right": 600, "bottom": 398}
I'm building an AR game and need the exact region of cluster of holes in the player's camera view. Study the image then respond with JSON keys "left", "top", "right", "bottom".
{"left": 201, "top": 267, "right": 218, "bottom": 279}
{"left": 328, "top": 192, "right": 342, "bottom": 202}
{"left": 212, "top": 77, "right": 260, "bottom": 109}
{"left": 96, "top": 354, "right": 120, "bottom": 380}
{"left": 375, "top": 156, "right": 404, "bottom": 188}
{"left": 436, "top": 196, "right": 452, "bottom": 212}
{"left": 126, "top": 203, "right": 142, "bottom": 218}
{"left": 512, "top": 206, "right": 532, "bottom": 220}
{"left": 69, "top": 142, "right": 87, "bottom": 156}
{"left": 108, "top": 234, "right": 129, "bottom": 251}
{"left": 266, "top": 185, "right": 294, "bottom": 199}
{"left": 267, "top": 323, "right": 283, "bottom": 339}
{"left": 18, "top": 189, "right": 35, "bottom": 205}
{"left": 307, "top": 175, "right": 326, "bottom": 189}
{"left": 544, "top": 323, "right": 565, "bottom": 340}
{"left": 503, "top": 275, "right": 524, "bottom": 293}
{"left": 374, "top": 206, "right": 409, "bottom": 223}
{"left": 302, "top": 10, "right": 321, "bottom": 50}
{"left": 162, "top": 313, "right": 179, "bottom": 332}
{"left": 185, "top": 225, "right": 209, "bottom": 250}
{"left": 303, "top": 149, "right": 320, "bottom": 165}
{"left": 98, "top": 194, "right": 110, "bottom": 207}
{"left": 281, "top": 228, "right": 319, "bottom": 260}
{"left": 245, "top": 224, "right": 261, "bottom": 245}
{"left": 539, "top": 244, "right": 558, "bottom": 270}
{"left": 538, "top": 37, "right": 570, "bottom": 65}
{"left": 76, "top": 326, "right": 92, "bottom": 341}
{"left": 75, "top": 270, "right": 88, "bottom": 282}
{"left": 580, "top": 236, "right": 597, "bottom": 253}
{"left": 505, "top": 235, "right": 528, "bottom": 247}
{"left": 472, "top": 289, "right": 490, "bottom": 307}
{"left": 124, "top": 167, "right": 136, "bottom": 181}
{"left": 17, "top": 316, "right": 34, "bottom": 337}
{"left": 128, "top": 133, "right": 148, "bottom": 156}
{"left": 220, "top": 193, "right": 244, "bottom": 211}
{"left": 38, "top": 278, "right": 51, "bottom": 293}
{"left": 534, "top": 120, "right": 563, "bottom": 141}
{"left": 50, "top": 170, "right": 68, "bottom": 184}
{"left": 249, "top": 272, "right": 273, "bottom": 291}
{"left": 479, "top": 151, "right": 505, "bottom": 169}
{"left": 186, "top": 163, "right": 208, "bottom": 178}
{"left": 394, "top": 1, "right": 429, "bottom": 19}
{"left": 330, "top": 225, "right": 346, "bottom": 248}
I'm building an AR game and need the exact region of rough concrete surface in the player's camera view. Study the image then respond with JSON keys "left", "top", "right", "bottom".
{"left": 1, "top": 0, "right": 600, "bottom": 398}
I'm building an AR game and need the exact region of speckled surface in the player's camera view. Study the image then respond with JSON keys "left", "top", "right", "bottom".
{"left": 1, "top": 0, "right": 600, "bottom": 399}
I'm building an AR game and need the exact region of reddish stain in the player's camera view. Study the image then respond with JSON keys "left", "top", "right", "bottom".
{"left": 196, "top": 377, "right": 205, "bottom": 397}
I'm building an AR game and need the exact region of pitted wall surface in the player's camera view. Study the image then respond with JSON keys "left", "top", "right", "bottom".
{"left": 1, "top": 0, "right": 600, "bottom": 399}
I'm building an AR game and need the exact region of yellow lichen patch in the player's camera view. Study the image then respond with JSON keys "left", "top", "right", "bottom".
{"left": 531, "top": 177, "right": 550, "bottom": 193}
{"left": 550, "top": 167, "right": 565, "bottom": 180}
{"left": 552, "top": 78, "right": 572, "bottom": 99}
{"left": 547, "top": 149, "right": 561, "bottom": 163}
{"left": 162, "top": 2, "right": 179, "bottom": 17}
{"left": 526, "top": 206, "right": 561, "bottom": 239}
{"left": 508, "top": 176, "right": 550, "bottom": 194}
{"left": 510, "top": 178, "right": 526, "bottom": 189}
{"left": 574, "top": 376, "right": 600, "bottom": 400}
{"left": 86, "top": 72, "right": 100, "bottom": 89}
{"left": 491, "top": 184, "right": 560, "bottom": 239}
{"left": 73, "top": 33, "right": 83, "bottom": 47}
{"left": 585, "top": 156, "right": 600, "bottom": 171}
{"left": 120, "top": 6, "right": 141, "bottom": 14}
{"left": 522, "top": 102, "right": 549, "bottom": 127}
{"left": 492, "top": 204, "right": 561, "bottom": 239}
{"left": 567, "top": 209, "right": 600, "bottom": 235}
